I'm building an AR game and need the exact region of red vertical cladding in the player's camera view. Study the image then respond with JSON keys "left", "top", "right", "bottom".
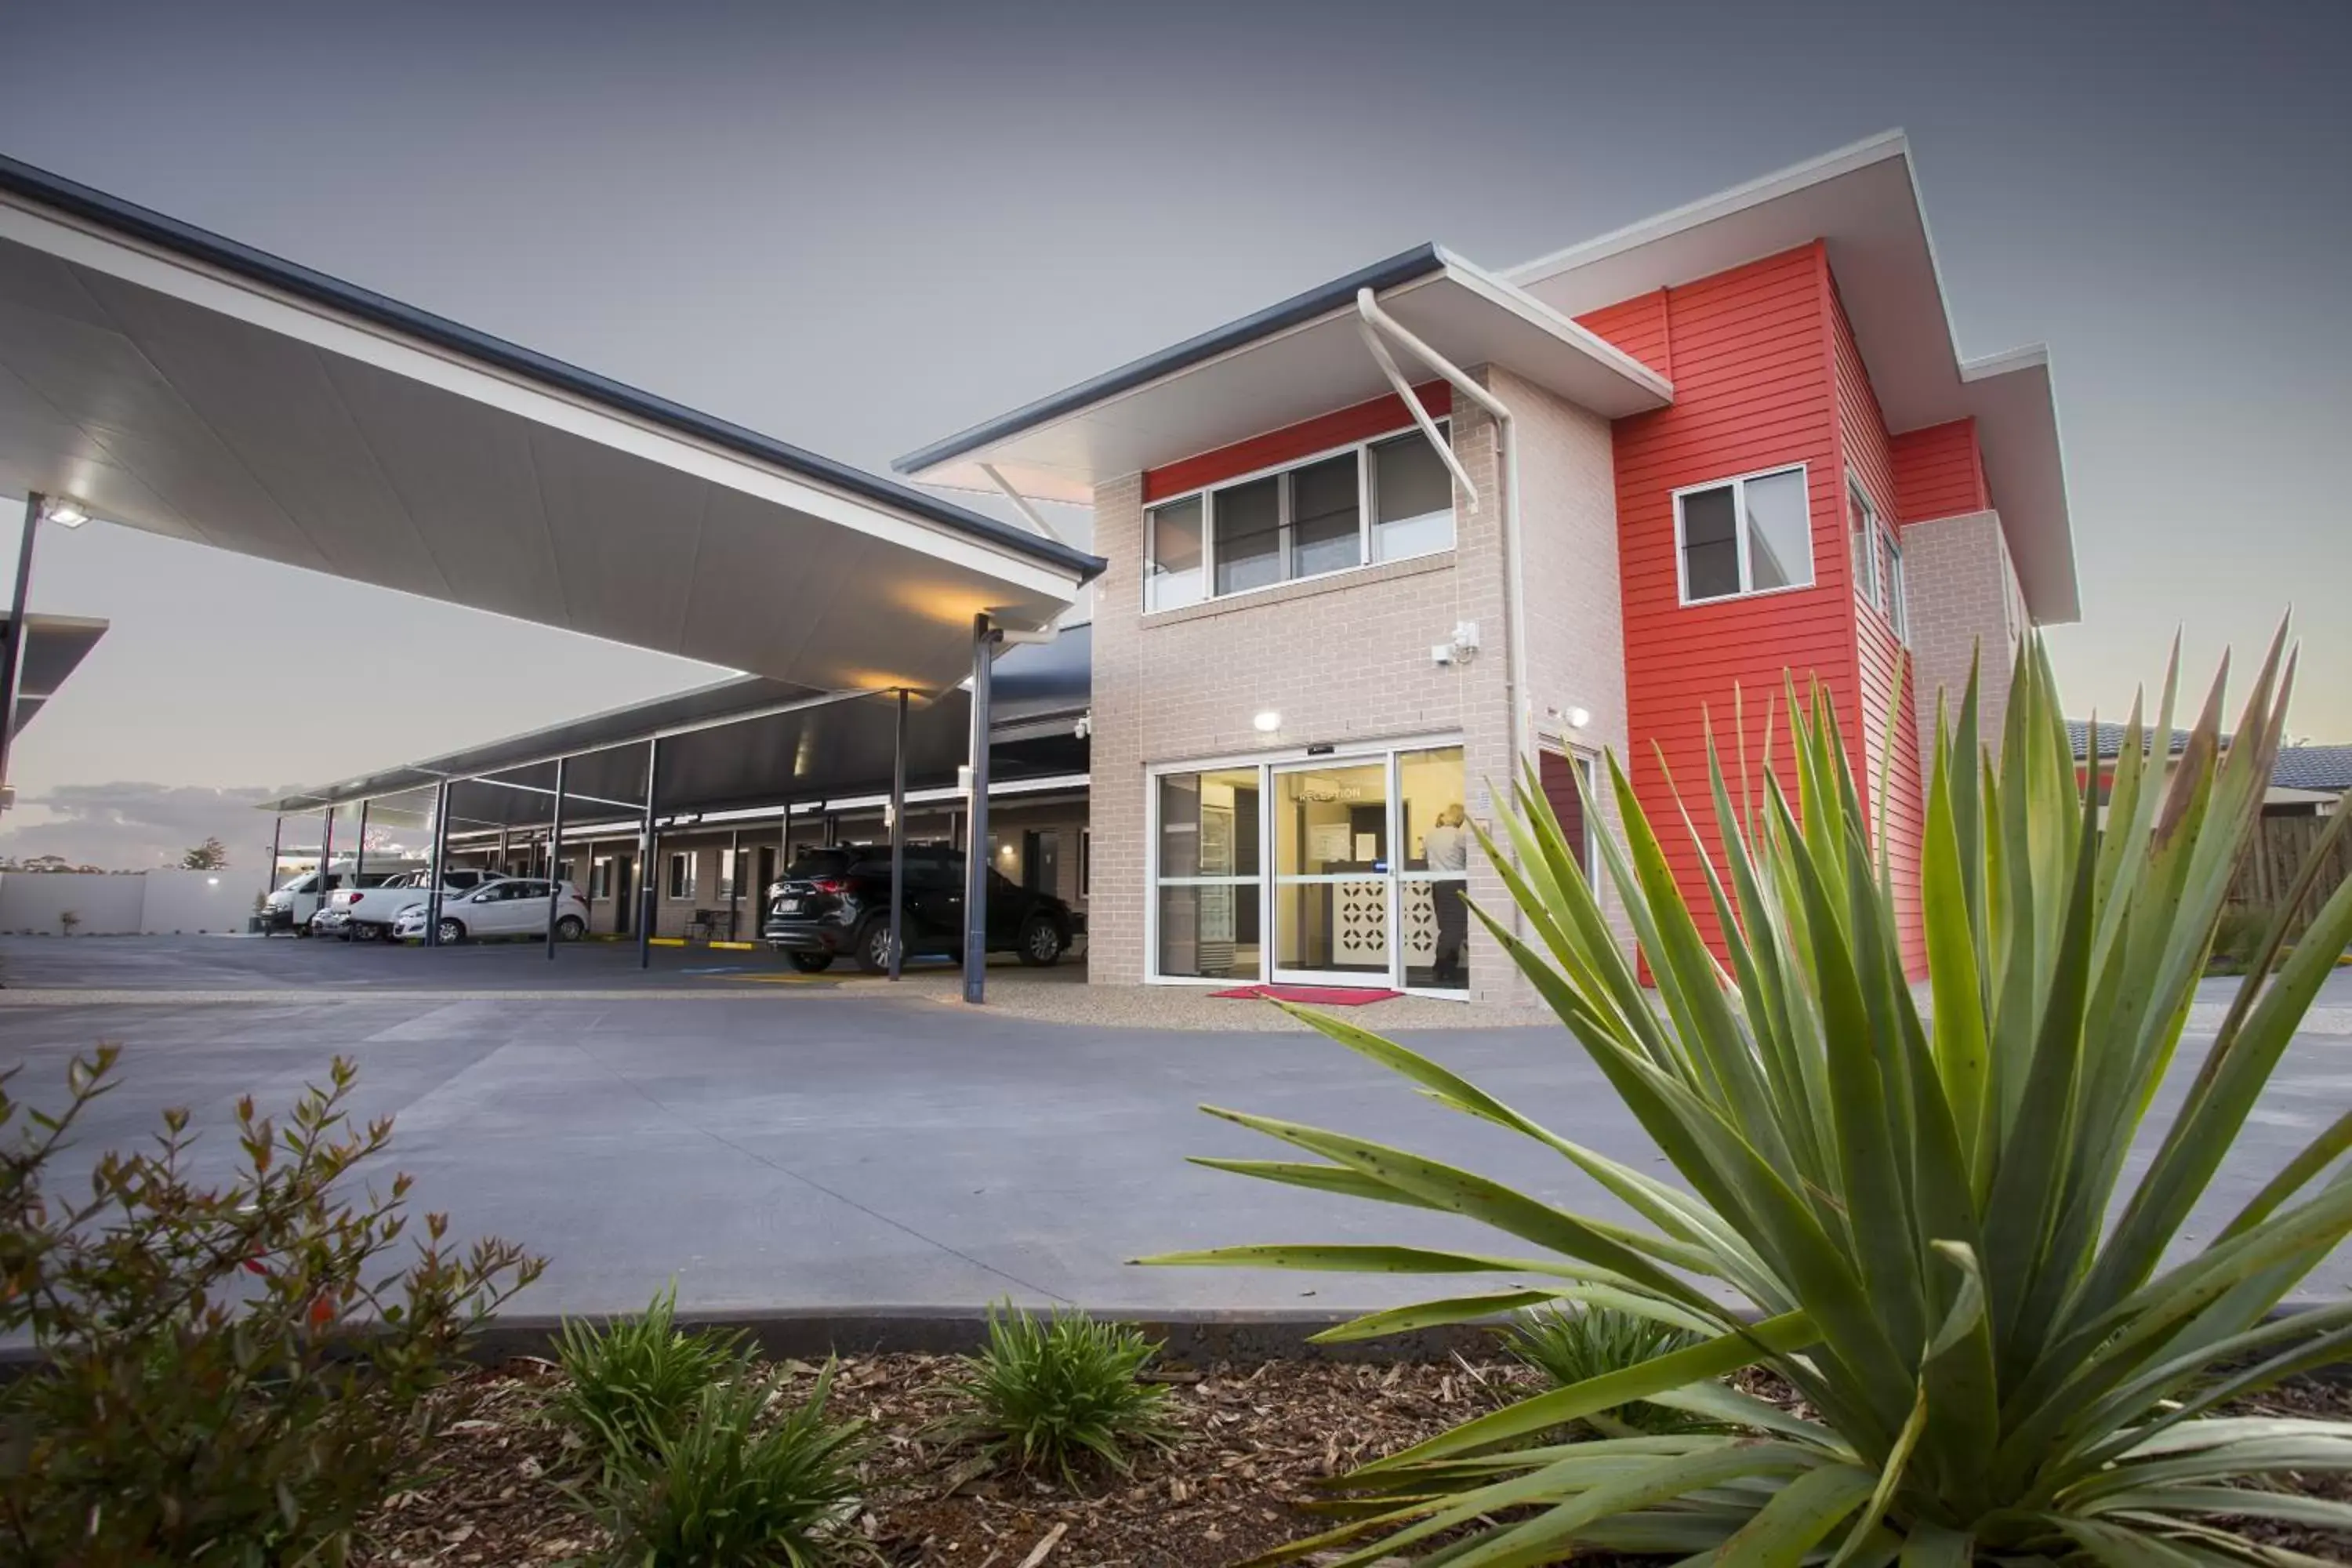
{"left": 1575, "top": 289, "right": 1672, "bottom": 380}
{"left": 1583, "top": 244, "right": 1864, "bottom": 971}
{"left": 1828, "top": 278, "right": 1927, "bottom": 977}
{"left": 1889, "top": 419, "right": 1988, "bottom": 523}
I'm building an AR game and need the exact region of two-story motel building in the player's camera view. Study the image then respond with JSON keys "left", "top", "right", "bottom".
{"left": 891, "top": 130, "right": 2071, "bottom": 1004}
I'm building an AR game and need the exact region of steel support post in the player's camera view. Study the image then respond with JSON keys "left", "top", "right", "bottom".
{"left": 263, "top": 815, "right": 282, "bottom": 929}
{"left": 545, "top": 757, "right": 569, "bottom": 958}
{"left": 726, "top": 826, "right": 741, "bottom": 942}
{"left": 637, "top": 737, "right": 659, "bottom": 970}
{"left": 425, "top": 780, "right": 452, "bottom": 947}
{"left": 315, "top": 808, "right": 335, "bottom": 934}
{"left": 962, "top": 615, "right": 996, "bottom": 1004}
{"left": 0, "top": 492, "right": 42, "bottom": 809}
{"left": 889, "top": 687, "right": 907, "bottom": 981}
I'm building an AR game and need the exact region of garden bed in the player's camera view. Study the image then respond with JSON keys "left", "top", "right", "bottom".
{"left": 358, "top": 1353, "right": 2352, "bottom": 1566}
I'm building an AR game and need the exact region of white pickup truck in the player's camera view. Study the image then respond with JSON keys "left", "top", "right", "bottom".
{"left": 263, "top": 858, "right": 430, "bottom": 933}
{"left": 326, "top": 868, "right": 496, "bottom": 942}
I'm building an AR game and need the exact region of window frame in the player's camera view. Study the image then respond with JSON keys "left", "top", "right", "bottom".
{"left": 1881, "top": 523, "right": 1908, "bottom": 643}
{"left": 1672, "top": 463, "right": 1815, "bottom": 607}
{"left": 1848, "top": 474, "right": 1882, "bottom": 610}
{"left": 666, "top": 850, "right": 696, "bottom": 902}
{"left": 1144, "top": 419, "right": 1453, "bottom": 612}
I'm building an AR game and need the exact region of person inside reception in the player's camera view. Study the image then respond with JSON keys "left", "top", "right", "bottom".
{"left": 1424, "top": 802, "right": 1469, "bottom": 986}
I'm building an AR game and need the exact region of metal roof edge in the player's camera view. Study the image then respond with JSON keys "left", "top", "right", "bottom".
{"left": 891, "top": 242, "right": 1449, "bottom": 477}
{"left": 1504, "top": 129, "right": 1914, "bottom": 288}
{"left": 1434, "top": 253, "right": 1675, "bottom": 403}
{"left": 0, "top": 152, "right": 1102, "bottom": 583}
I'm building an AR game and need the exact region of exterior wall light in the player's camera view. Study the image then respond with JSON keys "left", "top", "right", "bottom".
{"left": 40, "top": 499, "right": 89, "bottom": 528}
{"left": 1566, "top": 706, "right": 1592, "bottom": 730}
{"left": 1252, "top": 710, "right": 1282, "bottom": 734}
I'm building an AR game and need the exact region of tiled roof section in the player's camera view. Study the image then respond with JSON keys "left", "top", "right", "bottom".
{"left": 2274, "top": 745, "right": 2352, "bottom": 793}
{"left": 2067, "top": 720, "right": 2350, "bottom": 794}
{"left": 2067, "top": 719, "right": 2200, "bottom": 760}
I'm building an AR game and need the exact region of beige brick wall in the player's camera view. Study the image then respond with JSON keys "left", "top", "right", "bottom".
{"left": 1903, "top": 509, "right": 2024, "bottom": 767}
{"left": 1490, "top": 368, "right": 1633, "bottom": 959}
{"left": 1088, "top": 366, "right": 1625, "bottom": 1003}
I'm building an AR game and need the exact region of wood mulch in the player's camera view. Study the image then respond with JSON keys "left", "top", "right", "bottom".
{"left": 356, "top": 1355, "right": 2352, "bottom": 1566}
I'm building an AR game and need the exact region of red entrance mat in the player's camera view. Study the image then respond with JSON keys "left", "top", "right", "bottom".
{"left": 1210, "top": 983, "right": 1403, "bottom": 1006}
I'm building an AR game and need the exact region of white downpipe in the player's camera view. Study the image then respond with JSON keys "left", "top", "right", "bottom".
{"left": 977, "top": 462, "right": 1075, "bottom": 547}
{"left": 1355, "top": 289, "right": 1534, "bottom": 813}
{"left": 1355, "top": 321, "right": 1481, "bottom": 509}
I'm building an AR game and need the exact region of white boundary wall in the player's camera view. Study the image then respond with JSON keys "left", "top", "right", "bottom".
{"left": 0, "top": 869, "right": 255, "bottom": 935}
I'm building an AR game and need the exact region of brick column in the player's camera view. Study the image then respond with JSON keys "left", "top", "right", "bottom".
{"left": 1901, "top": 510, "right": 2024, "bottom": 767}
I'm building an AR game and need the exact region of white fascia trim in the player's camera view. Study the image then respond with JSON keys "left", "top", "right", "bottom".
{"left": 1958, "top": 343, "right": 2051, "bottom": 383}
{"left": 1436, "top": 256, "right": 1675, "bottom": 403}
{"left": 0, "top": 197, "right": 1083, "bottom": 602}
{"left": 1505, "top": 129, "right": 1915, "bottom": 289}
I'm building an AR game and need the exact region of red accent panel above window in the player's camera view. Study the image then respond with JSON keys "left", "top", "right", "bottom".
{"left": 1889, "top": 419, "right": 1989, "bottom": 524}
{"left": 1141, "top": 383, "right": 1452, "bottom": 503}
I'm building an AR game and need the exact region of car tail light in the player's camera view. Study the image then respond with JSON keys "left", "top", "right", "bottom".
{"left": 347, "top": 893, "right": 363, "bottom": 905}
{"left": 810, "top": 877, "right": 849, "bottom": 895}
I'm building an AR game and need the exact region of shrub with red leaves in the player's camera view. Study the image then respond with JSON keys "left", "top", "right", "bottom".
{"left": 0, "top": 1047, "right": 544, "bottom": 1566}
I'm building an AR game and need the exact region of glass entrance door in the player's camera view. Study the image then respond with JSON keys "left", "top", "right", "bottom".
{"left": 1396, "top": 746, "right": 1470, "bottom": 995}
{"left": 1272, "top": 760, "right": 1392, "bottom": 984}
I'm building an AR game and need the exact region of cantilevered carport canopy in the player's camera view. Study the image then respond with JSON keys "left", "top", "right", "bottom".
{"left": 0, "top": 612, "right": 106, "bottom": 735}
{"left": 0, "top": 155, "right": 1102, "bottom": 690}
{"left": 256, "top": 624, "right": 1091, "bottom": 834}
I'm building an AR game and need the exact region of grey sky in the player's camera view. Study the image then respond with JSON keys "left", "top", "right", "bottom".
{"left": 1, "top": 0, "right": 2346, "bottom": 866}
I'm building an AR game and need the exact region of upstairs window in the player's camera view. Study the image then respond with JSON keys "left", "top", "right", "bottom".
{"left": 1145, "top": 495, "right": 1205, "bottom": 612}
{"left": 1676, "top": 466, "right": 1812, "bottom": 604}
{"left": 1144, "top": 420, "right": 1452, "bottom": 611}
{"left": 1850, "top": 479, "right": 1882, "bottom": 607}
{"left": 1881, "top": 526, "right": 1908, "bottom": 642}
{"left": 1849, "top": 475, "right": 1908, "bottom": 642}
{"left": 1370, "top": 430, "right": 1454, "bottom": 561}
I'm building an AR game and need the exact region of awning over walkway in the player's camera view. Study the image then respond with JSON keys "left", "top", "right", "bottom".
{"left": 257, "top": 626, "right": 1091, "bottom": 833}
{"left": 0, "top": 612, "right": 106, "bottom": 735}
{"left": 0, "top": 156, "right": 1103, "bottom": 693}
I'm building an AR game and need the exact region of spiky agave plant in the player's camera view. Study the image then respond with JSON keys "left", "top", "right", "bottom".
{"left": 1142, "top": 633, "right": 2352, "bottom": 1566}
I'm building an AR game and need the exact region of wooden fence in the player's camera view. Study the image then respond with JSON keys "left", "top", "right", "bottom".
{"left": 2227, "top": 813, "right": 2352, "bottom": 939}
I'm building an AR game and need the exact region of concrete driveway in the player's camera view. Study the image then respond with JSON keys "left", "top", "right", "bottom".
{"left": 2, "top": 937, "right": 2346, "bottom": 1319}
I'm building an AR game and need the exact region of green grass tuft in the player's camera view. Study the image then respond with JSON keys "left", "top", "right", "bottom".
{"left": 944, "top": 1302, "right": 1178, "bottom": 1485}
{"left": 582, "top": 1363, "right": 873, "bottom": 1567}
{"left": 1500, "top": 1304, "right": 1707, "bottom": 1435}
{"left": 549, "top": 1283, "right": 746, "bottom": 1461}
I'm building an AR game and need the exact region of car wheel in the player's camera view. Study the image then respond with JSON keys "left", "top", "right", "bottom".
{"left": 786, "top": 950, "right": 833, "bottom": 973}
{"left": 436, "top": 917, "right": 465, "bottom": 946}
{"left": 1017, "top": 916, "right": 1065, "bottom": 967}
{"left": 853, "top": 920, "right": 898, "bottom": 975}
{"left": 556, "top": 915, "right": 586, "bottom": 942}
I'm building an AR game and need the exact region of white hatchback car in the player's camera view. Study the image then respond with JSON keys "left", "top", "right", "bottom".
{"left": 392, "top": 877, "right": 590, "bottom": 945}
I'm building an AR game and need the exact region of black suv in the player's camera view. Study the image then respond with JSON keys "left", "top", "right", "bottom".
{"left": 761, "top": 841, "right": 1077, "bottom": 974}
